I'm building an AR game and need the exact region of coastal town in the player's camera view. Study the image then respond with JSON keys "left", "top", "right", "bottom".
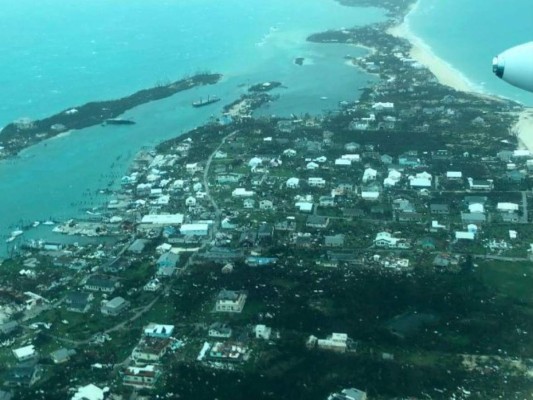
{"left": 0, "top": 0, "right": 532, "bottom": 399}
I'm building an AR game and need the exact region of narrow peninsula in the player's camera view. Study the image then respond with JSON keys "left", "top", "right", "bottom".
{"left": 0, "top": 73, "right": 222, "bottom": 156}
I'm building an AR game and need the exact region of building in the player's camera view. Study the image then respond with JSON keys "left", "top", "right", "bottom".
{"left": 140, "top": 213, "right": 184, "bottom": 226}
{"left": 144, "top": 323, "right": 175, "bottom": 338}
{"left": 215, "top": 290, "right": 247, "bottom": 313}
{"left": 143, "top": 279, "right": 162, "bottom": 292}
{"left": 65, "top": 292, "right": 94, "bottom": 313}
{"left": 50, "top": 348, "right": 76, "bottom": 364}
{"left": 180, "top": 223, "right": 209, "bottom": 236}
{"left": 308, "top": 177, "right": 326, "bottom": 188}
{"left": 286, "top": 177, "right": 300, "bottom": 188}
{"left": 156, "top": 252, "right": 180, "bottom": 269}
{"left": 128, "top": 239, "right": 149, "bottom": 254}
{"left": 101, "top": 297, "right": 130, "bottom": 316}
{"left": 232, "top": 188, "right": 254, "bottom": 197}
{"left": 208, "top": 322, "right": 232, "bottom": 338}
{"left": 84, "top": 275, "right": 119, "bottom": 293}
{"left": 328, "top": 388, "right": 367, "bottom": 400}
{"left": 254, "top": 324, "right": 272, "bottom": 340}
{"left": 206, "top": 341, "right": 248, "bottom": 363}
{"left": 306, "top": 215, "right": 330, "bottom": 229}
{"left": 0, "top": 321, "right": 19, "bottom": 336}
{"left": 123, "top": 365, "right": 160, "bottom": 389}
{"left": 317, "top": 333, "right": 348, "bottom": 353}
{"left": 468, "top": 178, "right": 493, "bottom": 191}
{"left": 132, "top": 337, "right": 171, "bottom": 363}
{"left": 325, "top": 234, "right": 345, "bottom": 247}
{"left": 71, "top": 384, "right": 105, "bottom": 400}
{"left": 430, "top": 204, "right": 450, "bottom": 215}
{"left": 4, "top": 365, "right": 42, "bottom": 387}
{"left": 12, "top": 345, "right": 37, "bottom": 362}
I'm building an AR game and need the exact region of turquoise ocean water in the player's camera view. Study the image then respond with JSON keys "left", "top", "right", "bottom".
{"left": 0, "top": 0, "right": 384, "bottom": 255}
{"left": 408, "top": 0, "right": 532, "bottom": 105}
{"left": 1, "top": 0, "right": 530, "bottom": 256}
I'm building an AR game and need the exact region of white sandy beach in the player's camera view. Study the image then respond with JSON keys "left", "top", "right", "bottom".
{"left": 387, "top": 1, "right": 475, "bottom": 93}
{"left": 513, "top": 108, "right": 533, "bottom": 152}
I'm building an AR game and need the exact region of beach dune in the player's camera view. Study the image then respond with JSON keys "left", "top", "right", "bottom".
{"left": 386, "top": 2, "right": 475, "bottom": 93}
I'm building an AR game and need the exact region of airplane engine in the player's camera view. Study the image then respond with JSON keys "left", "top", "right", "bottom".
{"left": 493, "top": 42, "right": 533, "bottom": 93}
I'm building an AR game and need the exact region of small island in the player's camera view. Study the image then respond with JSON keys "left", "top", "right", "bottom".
{"left": 0, "top": 73, "right": 222, "bottom": 156}
{"left": 248, "top": 81, "right": 282, "bottom": 93}
{"left": 294, "top": 57, "right": 305, "bottom": 66}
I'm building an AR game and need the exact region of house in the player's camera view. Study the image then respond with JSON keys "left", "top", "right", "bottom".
{"left": 144, "top": 278, "right": 162, "bottom": 292}
{"left": 255, "top": 324, "right": 272, "bottom": 340}
{"left": 185, "top": 196, "right": 197, "bottom": 207}
{"left": 468, "top": 203, "right": 485, "bottom": 213}
{"left": 84, "top": 275, "right": 119, "bottom": 293}
{"left": 286, "top": 177, "right": 300, "bottom": 188}
{"left": 101, "top": 297, "right": 130, "bottom": 316}
{"left": 430, "top": 204, "right": 450, "bottom": 215}
{"left": 245, "top": 256, "right": 278, "bottom": 267}
{"left": 186, "top": 162, "right": 201, "bottom": 174}
{"left": 468, "top": 178, "right": 493, "bottom": 191}
{"left": 216, "top": 173, "right": 243, "bottom": 184}
{"left": 128, "top": 239, "right": 149, "bottom": 254}
{"left": 206, "top": 341, "right": 248, "bottom": 363}
{"left": 0, "top": 321, "right": 19, "bottom": 336}
{"left": 200, "top": 247, "right": 245, "bottom": 263}
{"left": 361, "top": 191, "right": 380, "bottom": 201}
{"left": 374, "top": 232, "right": 409, "bottom": 248}
{"left": 4, "top": 365, "right": 42, "bottom": 387}
{"left": 325, "top": 234, "right": 345, "bottom": 247}
{"left": 398, "top": 212, "right": 424, "bottom": 223}
{"left": 306, "top": 215, "right": 330, "bottom": 229}
{"left": 456, "top": 231, "right": 475, "bottom": 240}
{"left": 295, "top": 201, "right": 314, "bottom": 213}
{"left": 123, "top": 365, "right": 160, "bottom": 389}
{"left": 362, "top": 168, "right": 377, "bottom": 183}
{"left": 446, "top": 171, "right": 463, "bottom": 180}
{"left": 398, "top": 155, "right": 420, "bottom": 166}
{"left": 0, "top": 390, "right": 13, "bottom": 400}
{"left": 65, "top": 292, "right": 94, "bottom": 313}
{"left": 497, "top": 202, "right": 519, "bottom": 212}
{"left": 12, "top": 345, "right": 37, "bottom": 362}
{"left": 409, "top": 176, "right": 431, "bottom": 188}
{"left": 71, "top": 384, "right": 105, "bottom": 400}
{"left": 372, "top": 102, "right": 394, "bottom": 111}
{"left": 180, "top": 223, "right": 209, "bottom": 236}
{"left": 317, "top": 332, "right": 348, "bottom": 353}
{"left": 50, "top": 348, "right": 76, "bottom": 364}
{"left": 215, "top": 290, "right": 247, "bottom": 313}
{"left": 308, "top": 177, "right": 326, "bottom": 188}
{"left": 140, "top": 213, "right": 184, "bottom": 227}
{"left": 132, "top": 337, "right": 171, "bottom": 363}
{"left": 328, "top": 388, "right": 367, "bottom": 400}
{"left": 209, "top": 322, "right": 232, "bottom": 338}
{"left": 461, "top": 212, "right": 486, "bottom": 224}
{"left": 306, "top": 161, "right": 319, "bottom": 170}
{"left": 257, "top": 223, "right": 274, "bottom": 240}
{"left": 335, "top": 158, "right": 352, "bottom": 167}
{"left": 232, "top": 188, "right": 254, "bottom": 197}
{"left": 243, "top": 198, "right": 255, "bottom": 209}
{"left": 381, "top": 154, "right": 393, "bottom": 164}
{"left": 319, "top": 196, "right": 335, "bottom": 207}
{"left": 156, "top": 252, "right": 180, "bottom": 269}
{"left": 259, "top": 200, "right": 274, "bottom": 210}
{"left": 144, "top": 323, "right": 175, "bottom": 338}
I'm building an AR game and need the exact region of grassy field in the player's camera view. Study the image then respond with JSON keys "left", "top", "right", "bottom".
{"left": 477, "top": 260, "right": 533, "bottom": 305}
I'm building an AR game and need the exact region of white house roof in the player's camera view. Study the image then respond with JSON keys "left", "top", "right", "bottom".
{"left": 409, "top": 178, "right": 431, "bottom": 188}
{"left": 469, "top": 203, "right": 484, "bottom": 213}
{"left": 144, "top": 323, "right": 174, "bottom": 336}
{"left": 341, "top": 154, "right": 361, "bottom": 161}
{"left": 295, "top": 201, "right": 313, "bottom": 212}
{"left": 497, "top": 202, "right": 519, "bottom": 212}
{"left": 513, "top": 149, "right": 531, "bottom": 158}
{"left": 141, "top": 214, "right": 184, "bottom": 225}
{"left": 180, "top": 223, "right": 209, "bottom": 233}
{"left": 446, "top": 171, "right": 462, "bottom": 178}
{"left": 72, "top": 384, "right": 105, "bottom": 400}
{"left": 306, "top": 162, "right": 319, "bottom": 169}
{"left": 335, "top": 158, "right": 352, "bottom": 166}
{"left": 388, "top": 169, "right": 402, "bottom": 180}
{"left": 13, "top": 345, "right": 35, "bottom": 359}
{"left": 416, "top": 171, "right": 432, "bottom": 180}
{"left": 361, "top": 191, "right": 380, "bottom": 200}
{"left": 286, "top": 177, "right": 300, "bottom": 187}
{"left": 384, "top": 178, "right": 398, "bottom": 187}
{"left": 375, "top": 232, "right": 392, "bottom": 240}
{"left": 455, "top": 231, "right": 475, "bottom": 240}
{"left": 248, "top": 157, "right": 262, "bottom": 167}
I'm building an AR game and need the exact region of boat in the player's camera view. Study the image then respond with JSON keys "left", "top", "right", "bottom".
{"left": 105, "top": 118, "right": 136, "bottom": 125}
{"left": 192, "top": 95, "right": 220, "bottom": 108}
{"left": 43, "top": 220, "right": 55, "bottom": 226}
{"left": 32, "top": 221, "right": 40, "bottom": 228}
{"left": 11, "top": 230, "right": 23, "bottom": 237}
{"left": 6, "top": 237, "right": 15, "bottom": 243}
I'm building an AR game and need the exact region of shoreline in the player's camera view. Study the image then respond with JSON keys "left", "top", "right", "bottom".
{"left": 513, "top": 108, "right": 533, "bottom": 152}
{"left": 386, "top": 0, "right": 477, "bottom": 94}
